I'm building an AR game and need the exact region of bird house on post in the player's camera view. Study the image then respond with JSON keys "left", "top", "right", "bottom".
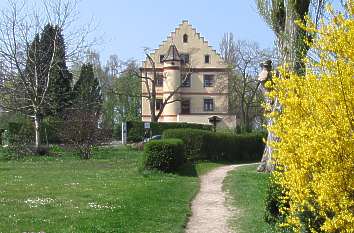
{"left": 208, "top": 116, "right": 222, "bottom": 132}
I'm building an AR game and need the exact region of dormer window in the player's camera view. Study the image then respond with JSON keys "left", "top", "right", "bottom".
{"left": 183, "top": 34, "right": 188, "bottom": 43}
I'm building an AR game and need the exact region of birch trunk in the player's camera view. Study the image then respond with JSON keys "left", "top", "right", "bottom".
{"left": 34, "top": 113, "right": 41, "bottom": 150}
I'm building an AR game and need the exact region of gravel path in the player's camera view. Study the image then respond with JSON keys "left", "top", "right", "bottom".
{"left": 185, "top": 164, "right": 251, "bottom": 233}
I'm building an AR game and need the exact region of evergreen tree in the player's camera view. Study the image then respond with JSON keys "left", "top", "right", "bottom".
{"left": 22, "top": 24, "right": 73, "bottom": 148}
{"left": 72, "top": 63, "right": 102, "bottom": 113}
{"left": 40, "top": 24, "right": 73, "bottom": 117}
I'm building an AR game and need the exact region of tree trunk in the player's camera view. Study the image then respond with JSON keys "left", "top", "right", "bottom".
{"left": 245, "top": 107, "right": 251, "bottom": 132}
{"left": 257, "top": 1, "right": 311, "bottom": 172}
{"left": 34, "top": 112, "right": 41, "bottom": 150}
{"left": 257, "top": 98, "right": 280, "bottom": 172}
{"left": 257, "top": 60, "right": 275, "bottom": 172}
{"left": 149, "top": 63, "right": 157, "bottom": 123}
{"left": 240, "top": 102, "right": 246, "bottom": 131}
{"left": 150, "top": 94, "right": 157, "bottom": 122}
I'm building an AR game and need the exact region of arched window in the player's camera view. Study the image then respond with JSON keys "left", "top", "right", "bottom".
{"left": 183, "top": 34, "right": 188, "bottom": 43}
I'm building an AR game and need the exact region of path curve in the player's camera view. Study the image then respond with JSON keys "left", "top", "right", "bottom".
{"left": 185, "top": 164, "right": 253, "bottom": 233}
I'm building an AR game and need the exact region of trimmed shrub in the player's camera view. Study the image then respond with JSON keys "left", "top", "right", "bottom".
{"left": 203, "top": 132, "right": 266, "bottom": 162}
{"left": 127, "top": 121, "right": 212, "bottom": 142}
{"left": 163, "top": 128, "right": 212, "bottom": 160}
{"left": 143, "top": 139, "right": 185, "bottom": 172}
{"left": 163, "top": 128, "right": 266, "bottom": 162}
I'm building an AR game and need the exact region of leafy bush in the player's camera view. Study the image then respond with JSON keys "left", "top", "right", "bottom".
{"left": 1, "top": 115, "right": 53, "bottom": 145}
{"left": 3, "top": 121, "right": 37, "bottom": 157}
{"left": 41, "top": 117, "right": 64, "bottom": 144}
{"left": 127, "top": 121, "right": 144, "bottom": 142}
{"left": 142, "top": 139, "right": 185, "bottom": 172}
{"left": 127, "top": 121, "right": 212, "bottom": 142}
{"left": 163, "top": 128, "right": 265, "bottom": 162}
{"left": 163, "top": 128, "right": 211, "bottom": 160}
{"left": 264, "top": 178, "right": 286, "bottom": 226}
{"left": 49, "top": 144, "right": 65, "bottom": 153}
{"left": 8, "top": 121, "right": 34, "bottom": 144}
{"left": 112, "top": 124, "right": 122, "bottom": 140}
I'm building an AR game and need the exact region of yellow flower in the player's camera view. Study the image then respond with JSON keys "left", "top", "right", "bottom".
{"left": 269, "top": 1, "right": 354, "bottom": 232}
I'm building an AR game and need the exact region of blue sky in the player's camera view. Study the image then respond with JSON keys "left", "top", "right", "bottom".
{"left": 77, "top": 0, "right": 276, "bottom": 63}
{"left": 0, "top": 0, "right": 342, "bottom": 64}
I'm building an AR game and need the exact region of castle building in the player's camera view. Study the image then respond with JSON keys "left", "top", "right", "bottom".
{"left": 140, "top": 20, "right": 236, "bottom": 128}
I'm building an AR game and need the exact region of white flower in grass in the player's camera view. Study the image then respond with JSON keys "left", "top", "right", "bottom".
{"left": 64, "top": 182, "right": 80, "bottom": 186}
{"left": 24, "top": 197, "right": 54, "bottom": 208}
{"left": 87, "top": 202, "right": 116, "bottom": 210}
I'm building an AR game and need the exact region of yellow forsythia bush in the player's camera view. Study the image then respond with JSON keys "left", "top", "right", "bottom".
{"left": 269, "top": 2, "right": 354, "bottom": 232}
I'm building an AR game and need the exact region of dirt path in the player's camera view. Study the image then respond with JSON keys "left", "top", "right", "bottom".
{"left": 185, "top": 164, "right": 250, "bottom": 233}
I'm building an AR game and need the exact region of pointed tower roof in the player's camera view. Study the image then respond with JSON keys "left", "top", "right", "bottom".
{"left": 164, "top": 44, "right": 180, "bottom": 62}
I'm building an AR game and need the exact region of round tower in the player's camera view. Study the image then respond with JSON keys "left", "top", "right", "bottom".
{"left": 162, "top": 44, "right": 181, "bottom": 121}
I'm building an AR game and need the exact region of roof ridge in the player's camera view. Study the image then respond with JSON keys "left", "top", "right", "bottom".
{"left": 144, "top": 20, "right": 226, "bottom": 65}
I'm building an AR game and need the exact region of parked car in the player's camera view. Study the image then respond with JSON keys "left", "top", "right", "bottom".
{"left": 144, "top": 135, "right": 161, "bottom": 142}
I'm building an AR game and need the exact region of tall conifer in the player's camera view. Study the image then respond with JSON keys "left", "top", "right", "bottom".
{"left": 40, "top": 24, "right": 72, "bottom": 117}
{"left": 72, "top": 63, "right": 102, "bottom": 113}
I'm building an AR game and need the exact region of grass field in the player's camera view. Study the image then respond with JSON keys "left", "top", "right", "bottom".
{"left": 0, "top": 146, "right": 222, "bottom": 233}
{"left": 224, "top": 164, "right": 274, "bottom": 233}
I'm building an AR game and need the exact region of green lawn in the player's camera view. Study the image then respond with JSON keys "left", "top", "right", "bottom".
{"left": 0, "top": 146, "right": 221, "bottom": 233}
{"left": 224, "top": 164, "right": 274, "bottom": 233}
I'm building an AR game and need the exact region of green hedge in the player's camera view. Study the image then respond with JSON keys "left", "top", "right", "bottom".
{"left": 163, "top": 128, "right": 211, "bottom": 160}
{"left": 4, "top": 118, "right": 63, "bottom": 144}
{"left": 7, "top": 121, "right": 34, "bottom": 144}
{"left": 127, "top": 121, "right": 212, "bottom": 142}
{"left": 163, "top": 128, "right": 266, "bottom": 162}
{"left": 203, "top": 132, "right": 266, "bottom": 162}
{"left": 143, "top": 139, "right": 185, "bottom": 172}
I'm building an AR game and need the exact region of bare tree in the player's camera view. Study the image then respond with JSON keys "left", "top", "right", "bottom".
{"left": 220, "top": 33, "right": 237, "bottom": 66}
{"left": 220, "top": 33, "right": 274, "bottom": 131}
{"left": 0, "top": 0, "right": 93, "bottom": 151}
